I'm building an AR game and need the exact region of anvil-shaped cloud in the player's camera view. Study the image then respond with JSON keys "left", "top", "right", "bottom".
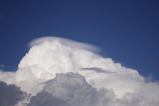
{"left": 0, "top": 37, "right": 159, "bottom": 106}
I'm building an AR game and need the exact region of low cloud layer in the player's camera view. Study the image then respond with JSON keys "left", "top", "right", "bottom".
{"left": 28, "top": 73, "right": 114, "bottom": 106}
{"left": 29, "top": 72, "right": 159, "bottom": 106}
{"left": 0, "top": 36, "right": 159, "bottom": 106}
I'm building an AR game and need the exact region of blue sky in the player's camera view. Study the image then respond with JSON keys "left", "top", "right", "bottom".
{"left": 0, "top": 0, "right": 159, "bottom": 80}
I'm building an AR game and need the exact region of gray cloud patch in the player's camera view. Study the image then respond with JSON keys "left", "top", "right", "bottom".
{"left": 0, "top": 81, "right": 26, "bottom": 106}
{"left": 28, "top": 73, "right": 115, "bottom": 106}
{"left": 28, "top": 72, "right": 159, "bottom": 106}
{"left": 80, "top": 67, "right": 116, "bottom": 73}
{"left": 28, "top": 92, "right": 67, "bottom": 106}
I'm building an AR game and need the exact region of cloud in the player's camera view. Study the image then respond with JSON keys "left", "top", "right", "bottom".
{"left": 0, "top": 71, "right": 16, "bottom": 84}
{"left": 0, "top": 36, "right": 159, "bottom": 106}
{"left": 28, "top": 72, "right": 159, "bottom": 106}
{"left": 28, "top": 92, "right": 68, "bottom": 106}
{"left": 28, "top": 72, "right": 115, "bottom": 106}
{"left": 0, "top": 81, "right": 26, "bottom": 106}
{"left": 17, "top": 36, "right": 144, "bottom": 97}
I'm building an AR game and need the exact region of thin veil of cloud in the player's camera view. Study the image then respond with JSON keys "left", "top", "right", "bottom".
{"left": 0, "top": 36, "right": 159, "bottom": 106}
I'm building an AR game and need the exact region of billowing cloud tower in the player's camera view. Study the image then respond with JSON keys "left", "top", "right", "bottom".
{"left": 0, "top": 37, "right": 159, "bottom": 106}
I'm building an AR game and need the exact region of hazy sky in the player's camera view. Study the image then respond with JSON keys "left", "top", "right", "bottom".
{"left": 0, "top": 0, "right": 159, "bottom": 80}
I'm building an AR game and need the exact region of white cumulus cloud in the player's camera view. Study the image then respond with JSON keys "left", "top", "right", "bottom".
{"left": 0, "top": 36, "right": 159, "bottom": 106}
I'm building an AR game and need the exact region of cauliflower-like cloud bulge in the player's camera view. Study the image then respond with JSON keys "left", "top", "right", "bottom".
{"left": 28, "top": 72, "right": 115, "bottom": 106}
{"left": 0, "top": 36, "right": 159, "bottom": 106}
